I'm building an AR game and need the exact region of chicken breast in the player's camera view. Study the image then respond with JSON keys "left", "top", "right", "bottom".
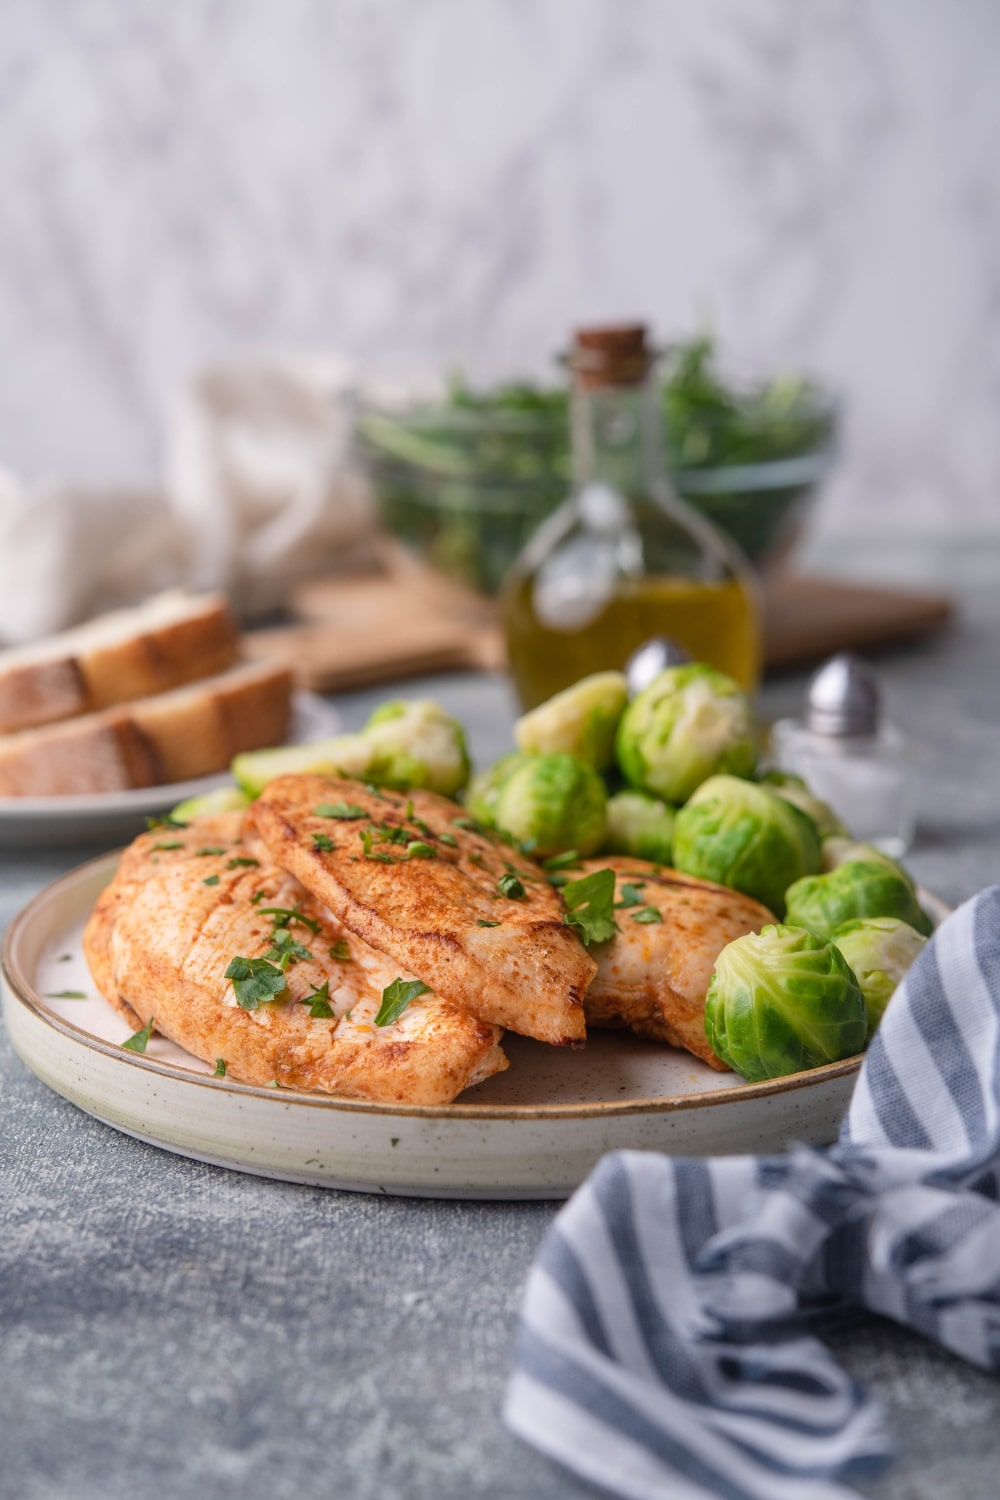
{"left": 83, "top": 812, "right": 508, "bottom": 1105}
{"left": 580, "top": 857, "right": 775, "bottom": 1070}
{"left": 250, "top": 776, "right": 594, "bottom": 1046}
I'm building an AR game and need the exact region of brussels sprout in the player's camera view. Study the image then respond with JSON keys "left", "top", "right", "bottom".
{"left": 831, "top": 917, "right": 928, "bottom": 1034}
{"left": 671, "top": 775, "right": 822, "bottom": 915}
{"left": 759, "top": 770, "right": 848, "bottom": 839}
{"left": 603, "top": 790, "right": 676, "bottom": 863}
{"left": 705, "top": 923, "right": 868, "bottom": 1081}
{"left": 232, "top": 735, "right": 374, "bottom": 797}
{"left": 360, "top": 699, "right": 471, "bottom": 797}
{"left": 514, "top": 671, "right": 628, "bottom": 772}
{"left": 785, "top": 860, "right": 932, "bottom": 939}
{"left": 169, "top": 785, "right": 252, "bottom": 821}
{"left": 615, "top": 663, "right": 756, "bottom": 804}
{"left": 822, "top": 837, "right": 904, "bottom": 875}
{"left": 465, "top": 751, "right": 533, "bottom": 828}
{"left": 493, "top": 752, "right": 607, "bottom": 858}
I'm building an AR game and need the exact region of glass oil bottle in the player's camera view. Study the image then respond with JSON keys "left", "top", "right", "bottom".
{"left": 502, "top": 325, "right": 761, "bottom": 710}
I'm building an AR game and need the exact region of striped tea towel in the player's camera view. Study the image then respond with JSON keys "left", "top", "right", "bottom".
{"left": 505, "top": 885, "right": 1000, "bottom": 1500}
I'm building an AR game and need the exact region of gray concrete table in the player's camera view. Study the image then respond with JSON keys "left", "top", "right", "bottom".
{"left": 4, "top": 550, "right": 1000, "bottom": 1500}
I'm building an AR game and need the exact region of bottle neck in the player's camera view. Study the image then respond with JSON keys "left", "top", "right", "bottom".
{"left": 571, "top": 375, "right": 665, "bottom": 498}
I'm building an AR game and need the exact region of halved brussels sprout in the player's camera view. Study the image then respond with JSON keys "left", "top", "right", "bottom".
{"left": 465, "top": 751, "right": 533, "bottom": 829}
{"left": 232, "top": 734, "right": 374, "bottom": 798}
{"left": 705, "top": 923, "right": 867, "bottom": 1081}
{"left": 169, "top": 785, "right": 251, "bottom": 822}
{"left": 514, "top": 671, "right": 628, "bottom": 772}
{"left": 831, "top": 917, "right": 928, "bottom": 1034}
{"left": 759, "top": 770, "right": 848, "bottom": 839}
{"left": 492, "top": 752, "right": 607, "bottom": 858}
{"left": 671, "top": 775, "right": 822, "bottom": 915}
{"left": 603, "top": 790, "right": 676, "bottom": 864}
{"left": 615, "top": 663, "right": 756, "bottom": 804}
{"left": 361, "top": 699, "right": 470, "bottom": 797}
{"left": 785, "top": 860, "right": 932, "bottom": 939}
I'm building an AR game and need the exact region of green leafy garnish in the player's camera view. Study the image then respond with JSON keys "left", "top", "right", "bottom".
{"left": 543, "top": 850, "right": 582, "bottom": 871}
{"left": 497, "top": 873, "right": 526, "bottom": 900}
{"left": 258, "top": 906, "right": 321, "bottom": 935}
{"left": 312, "top": 833, "right": 335, "bottom": 852}
{"left": 225, "top": 956, "right": 287, "bottom": 1011}
{"left": 438, "top": 832, "right": 459, "bottom": 847}
{"left": 316, "top": 801, "right": 368, "bottom": 819}
{"left": 145, "top": 813, "right": 186, "bottom": 830}
{"left": 263, "top": 928, "right": 314, "bottom": 969}
{"left": 57, "top": 953, "right": 72, "bottom": 962}
{"left": 615, "top": 883, "right": 646, "bottom": 909}
{"left": 631, "top": 906, "right": 663, "bottom": 924}
{"left": 203, "top": 874, "right": 220, "bottom": 886}
{"left": 301, "top": 980, "right": 335, "bottom": 1019}
{"left": 476, "top": 919, "right": 501, "bottom": 928}
{"left": 214, "top": 1058, "right": 227, "bottom": 1077}
{"left": 122, "top": 1017, "right": 155, "bottom": 1053}
{"left": 406, "top": 841, "right": 435, "bottom": 859}
{"left": 562, "top": 868, "right": 618, "bottom": 946}
{"left": 451, "top": 816, "right": 475, "bottom": 830}
{"left": 46, "top": 989, "right": 87, "bottom": 999}
{"left": 250, "top": 890, "right": 266, "bottom": 905}
{"left": 375, "top": 977, "right": 431, "bottom": 1027}
{"left": 153, "top": 840, "right": 185, "bottom": 851}
{"left": 329, "top": 940, "right": 352, "bottom": 961}
{"left": 405, "top": 799, "right": 415, "bottom": 819}
{"left": 196, "top": 846, "right": 226, "bottom": 856}
{"left": 226, "top": 856, "right": 260, "bottom": 869}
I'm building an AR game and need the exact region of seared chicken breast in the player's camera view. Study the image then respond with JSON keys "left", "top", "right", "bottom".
{"left": 581, "top": 857, "right": 775, "bottom": 1070}
{"left": 251, "top": 776, "right": 594, "bottom": 1046}
{"left": 84, "top": 812, "right": 507, "bottom": 1105}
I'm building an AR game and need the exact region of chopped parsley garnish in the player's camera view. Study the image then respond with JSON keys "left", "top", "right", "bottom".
{"left": 315, "top": 801, "right": 368, "bottom": 819}
{"left": 543, "top": 850, "right": 582, "bottom": 871}
{"left": 312, "top": 833, "right": 335, "bottom": 852}
{"left": 438, "top": 832, "right": 458, "bottom": 847}
{"left": 497, "top": 872, "right": 526, "bottom": 900}
{"left": 122, "top": 1017, "right": 155, "bottom": 1053}
{"left": 504, "top": 859, "right": 539, "bottom": 883}
{"left": 258, "top": 906, "right": 321, "bottom": 935}
{"left": 46, "top": 989, "right": 87, "bottom": 999}
{"left": 225, "top": 956, "right": 287, "bottom": 1011}
{"left": 145, "top": 813, "right": 186, "bottom": 830}
{"left": 202, "top": 874, "right": 220, "bottom": 886}
{"left": 226, "top": 856, "right": 260, "bottom": 869}
{"left": 58, "top": 953, "right": 72, "bottom": 963}
{"left": 214, "top": 1058, "right": 227, "bottom": 1078}
{"left": 562, "top": 868, "right": 618, "bottom": 946}
{"left": 263, "top": 928, "right": 314, "bottom": 969}
{"left": 375, "top": 977, "right": 431, "bottom": 1027}
{"left": 631, "top": 906, "right": 663, "bottom": 924}
{"left": 250, "top": 889, "right": 266, "bottom": 905}
{"left": 406, "top": 840, "right": 435, "bottom": 859}
{"left": 469, "top": 850, "right": 485, "bottom": 867}
{"left": 153, "top": 840, "right": 185, "bottom": 851}
{"left": 547, "top": 872, "right": 571, "bottom": 889}
{"left": 196, "top": 846, "right": 226, "bottom": 856}
{"left": 476, "top": 919, "right": 501, "bottom": 928}
{"left": 615, "top": 883, "right": 647, "bottom": 909}
{"left": 405, "top": 799, "right": 415, "bottom": 819}
{"left": 451, "top": 816, "right": 475, "bottom": 830}
{"left": 329, "top": 940, "right": 351, "bottom": 961}
{"left": 300, "top": 980, "right": 335, "bottom": 1019}
{"left": 364, "top": 782, "right": 389, "bottom": 801}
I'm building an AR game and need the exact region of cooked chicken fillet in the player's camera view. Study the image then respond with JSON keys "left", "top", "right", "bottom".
{"left": 83, "top": 812, "right": 508, "bottom": 1105}
{"left": 581, "top": 857, "right": 775, "bottom": 1071}
{"left": 251, "top": 776, "right": 594, "bottom": 1046}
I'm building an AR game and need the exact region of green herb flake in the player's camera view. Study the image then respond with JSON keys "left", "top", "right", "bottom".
{"left": 57, "top": 953, "right": 73, "bottom": 963}
{"left": 375, "top": 977, "right": 431, "bottom": 1027}
{"left": 145, "top": 813, "right": 187, "bottom": 831}
{"left": 391, "top": 1137, "right": 399, "bottom": 1148}
{"left": 615, "top": 883, "right": 647, "bottom": 909}
{"left": 46, "top": 989, "right": 87, "bottom": 1000}
{"left": 226, "top": 856, "right": 260, "bottom": 869}
{"left": 438, "top": 832, "right": 458, "bottom": 847}
{"left": 364, "top": 783, "right": 388, "bottom": 801}
{"left": 405, "top": 799, "right": 415, "bottom": 819}
{"left": 329, "top": 940, "right": 352, "bottom": 961}
{"left": 258, "top": 906, "right": 321, "bottom": 935}
{"left": 315, "top": 801, "right": 368, "bottom": 819}
{"left": 153, "top": 839, "right": 185, "bottom": 851}
{"left": 202, "top": 874, "right": 220, "bottom": 886}
{"left": 543, "top": 850, "right": 582, "bottom": 871}
{"left": 224, "top": 956, "right": 287, "bottom": 1011}
{"left": 196, "top": 846, "right": 227, "bottom": 856}
{"left": 504, "top": 859, "right": 539, "bottom": 883}
{"left": 214, "top": 1058, "right": 227, "bottom": 1078}
{"left": 469, "top": 851, "right": 485, "bottom": 867}
{"left": 406, "top": 841, "right": 435, "bottom": 859}
{"left": 547, "top": 872, "right": 571, "bottom": 889}
{"left": 263, "top": 929, "right": 314, "bottom": 968}
{"left": 476, "top": 919, "right": 501, "bottom": 928}
{"left": 631, "top": 906, "right": 663, "bottom": 924}
{"left": 451, "top": 816, "right": 475, "bottom": 830}
{"left": 312, "top": 833, "right": 335, "bottom": 852}
{"left": 562, "top": 868, "right": 619, "bottom": 947}
{"left": 497, "top": 872, "right": 526, "bottom": 900}
{"left": 122, "top": 1017, "right": 155, "bottom": 1053}
{"left": 250, "top": 889, "right": 266, "bottom": 905}
{"left": 301, "top": 980, "right": 335, "bottom": 1019}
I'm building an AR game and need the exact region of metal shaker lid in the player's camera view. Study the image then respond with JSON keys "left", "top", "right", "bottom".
{"left": 624, "top": 636, "right": 693, "bottom": 697}
{"left": 806, "top": 653, "right": 880, "bottom": 736}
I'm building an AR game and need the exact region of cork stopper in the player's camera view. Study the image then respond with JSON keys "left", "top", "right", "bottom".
{"left": 570, "top": 323, "right": 652, "bottom": 390}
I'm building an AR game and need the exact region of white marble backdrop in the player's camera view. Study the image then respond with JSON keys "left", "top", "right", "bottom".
{"left": 0, "top": 0, "right": 997, "bottom": 541}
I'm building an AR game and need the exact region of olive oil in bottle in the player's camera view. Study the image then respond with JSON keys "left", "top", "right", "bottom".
{"left": 502, "top": 325, "right": 761, "bottom": 710}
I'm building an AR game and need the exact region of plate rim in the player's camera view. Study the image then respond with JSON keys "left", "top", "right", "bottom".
{"left": 4, "top": 853, "right": 950, "bottom": 1124}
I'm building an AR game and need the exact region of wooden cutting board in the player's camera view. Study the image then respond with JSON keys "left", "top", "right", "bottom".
{"left": 244, "top": 557, "right": 953, "bottom": 692}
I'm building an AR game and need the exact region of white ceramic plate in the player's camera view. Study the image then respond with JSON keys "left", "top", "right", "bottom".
{"left": 0, "top": 691, "right": 338, "bottom": 848}
{"left": 2, "top": 855, "right": 950, "bottom": 1199}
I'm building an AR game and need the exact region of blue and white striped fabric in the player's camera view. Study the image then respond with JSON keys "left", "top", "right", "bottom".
{"left": 505, "top": 885, "right": 1000, "bottom": 1500}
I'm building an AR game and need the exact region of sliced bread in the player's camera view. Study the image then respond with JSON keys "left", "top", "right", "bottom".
{"left": 0, "top": 660, "right": 294, "bottom": 797}
{"left": 0, "top": 591, "right": 240, "bottom": 735}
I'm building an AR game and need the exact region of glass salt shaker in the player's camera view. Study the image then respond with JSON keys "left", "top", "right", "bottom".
{"left": 770, "top": 653, "right": 915, "bottom": 856}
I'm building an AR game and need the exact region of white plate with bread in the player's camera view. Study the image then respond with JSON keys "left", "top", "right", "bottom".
{"left": 0, "top": 591, "right": 338, "bottom": 847}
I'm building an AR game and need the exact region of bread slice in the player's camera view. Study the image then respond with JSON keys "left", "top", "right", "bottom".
{"left": 0, "top": 591, "right": 239, "bottom": 734}
{"left": 0, "top": 660, "right": 294, "bottom": 796}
